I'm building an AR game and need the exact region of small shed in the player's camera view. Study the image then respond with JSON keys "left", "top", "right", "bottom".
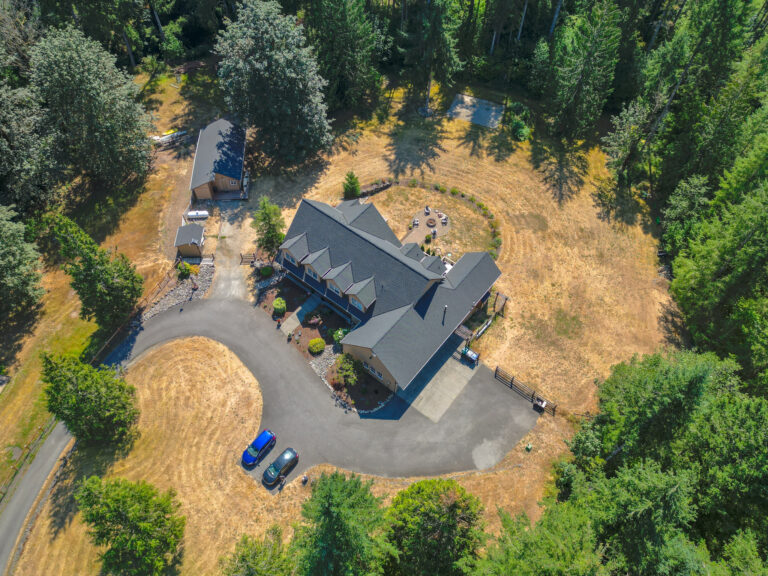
{"left": 174, "top": 223, "right": 205, "bottom": 258}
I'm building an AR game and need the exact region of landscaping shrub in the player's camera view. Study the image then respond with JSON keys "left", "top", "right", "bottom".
{"left": 333, "top": 354, "right": 361, "bottom": 388}
{"left": 189, "top": 264, "right": 200, "bottom": 275}
{"left": 273, "top": 297, "right": 286, "bottom": 316}
{"left": 492, "top": 237, "right": 502, "bottom": 249}
{"left": 433, "top": 183, "right": 441, "bottom": 190}
{"left": 424, "top": 234, "right": 432, "bottom": 244}
{"left": 177, "top": 261, "right": 191, "bottom": 279}
{"left": 308, "top": 338, "right": 325, "bottom": 355}
{"left": 260, "top": 265, "right": 274, "bottom": 278}
{"left": 408, "top": 178, "right": 419, "bottom": 188}
{"left": 450, "top": 187, "right": 459, "bottom": 196}
{"left": 333, "top": 327, "right": 350, "bottom": 344}
{"left": 488, "top": 249, "right": 498, "bottom": 259}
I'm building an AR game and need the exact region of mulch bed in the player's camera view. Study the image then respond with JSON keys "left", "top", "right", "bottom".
{"left": 259, "top": 279, "right": 309, "bottom": 319}
{"left": 326, "top": 360, "right": 392, "bottom": 412}
{"left": 288, "top": 304, "right": 348, "bottom": 359}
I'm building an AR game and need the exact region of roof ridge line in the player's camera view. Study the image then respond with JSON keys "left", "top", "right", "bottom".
{"left": 303, "top": 200, "right": 440, "bottom": 281}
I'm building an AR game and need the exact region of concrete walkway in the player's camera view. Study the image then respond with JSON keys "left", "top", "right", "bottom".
{"left": 280, "top": 294, "right": 321, "bottom": 336}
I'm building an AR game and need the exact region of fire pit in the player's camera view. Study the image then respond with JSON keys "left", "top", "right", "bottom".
{"left": 426, "top": 217, "right": 437, "bottom": 227}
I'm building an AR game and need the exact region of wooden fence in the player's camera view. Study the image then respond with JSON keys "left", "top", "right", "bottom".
{"left": 494, "top": 366, "right": 557, "bottom": 416}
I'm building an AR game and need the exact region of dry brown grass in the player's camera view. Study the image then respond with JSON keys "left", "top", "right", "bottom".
{"left": 0, "top": 72, "right": 203, "bottom": 491}
{"left": 14, "top": 338, "right": 315, "bottom": 576}
{"left": 370, "top": 185, "right": 494, "bottom": 258}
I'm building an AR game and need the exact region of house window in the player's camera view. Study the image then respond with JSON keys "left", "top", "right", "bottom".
{"left": 363, "top": 362, "right": 369, "bottom": 369}
{"left": 284, "top": 252, "right": 296, "bottom": 265}
{"left": 229, "top": 179, "right": 237, "bottom": 186}
{"left": 306, "top": 267, "right": 318, "bottom": 280}
{"left": 349, "top": 298, "right": 364, "bottom": 312}
{"left": 327, "top": 283, "right": 340, "bottom": 295}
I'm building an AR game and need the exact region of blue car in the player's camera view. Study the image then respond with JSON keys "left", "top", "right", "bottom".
{"left": 242, "top": 429, "right": 276, "bottom": 467}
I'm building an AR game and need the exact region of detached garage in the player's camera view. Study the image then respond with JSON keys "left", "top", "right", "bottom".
{"left": 189, "top": 118, "right": 246, "bottom": 201}
{"left": 174, "top": 223, "right": 205, "bottom": 258}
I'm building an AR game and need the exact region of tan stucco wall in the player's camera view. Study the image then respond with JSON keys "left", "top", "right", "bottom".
{"left": 343, "top": 343, "right": 398, "bottom": 392}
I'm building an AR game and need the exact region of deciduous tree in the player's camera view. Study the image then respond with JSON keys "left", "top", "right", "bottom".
{"left": 0, "top": 205, "right": 43, "bottom": 316}
{"left": 220, "top": 526, "right": 294, "bottom": 576}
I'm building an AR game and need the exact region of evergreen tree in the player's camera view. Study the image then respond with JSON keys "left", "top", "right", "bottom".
{"left": 662, "top": 175, "right": 711, "bottom": 255}
{"left": 52, "top": 214, "right": 144, "bottom": 330}
{"left": 0, "top": 205, "right": 43, "bottom": 316}
{"left": 30, "top": 25, "right": 152, "bottom": 185}
{"left": 216, "top": 0, "right": 332, "bottom": 163}
{"left": 550, "top": 0, "right": 622, "bottom": 137}
{"left": 305, "top": 0, "right": 384, "bottom": 110}
{"left": 75, "top": 476, "right": 185, "bottom": 575}
{"left": 401, "top": 0, "right": 462, "bottom": 111}
{"left": 342, "top": 171, "right": 361, "bottom": 200}
{"left": 220, "top": 526, "right": 294, "bottom": 576}
{"left": 42, "top": 353, "right": 139, "bottom": 444}
{"left": 252, "top": 196, "right": 286, "bottom": 259}
{"left": 295, "top": 471, "right": 390, "bottom": 576}
{"left": 385, "top": 478, "right": 483, "bottom": 576}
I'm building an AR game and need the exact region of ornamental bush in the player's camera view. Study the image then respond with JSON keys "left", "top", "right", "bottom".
{"left": 177, "top": 262, "right": 191, "bottom": 279}
{"left": 309, "top": 338, "right": 325, "bottom": 355}
{"left": 260, "top": 265, "right": 274, "bottom": 278}
{"left": 273, "top": 297, "right": 287, "bottom": 316}
{"left": 333, "top": 327, "right": 350, "bottom": 344}
{"left": 334, "top": 354, "right": 361, "bottom": 388}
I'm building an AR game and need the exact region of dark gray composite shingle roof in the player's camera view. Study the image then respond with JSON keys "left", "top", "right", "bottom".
{"left": 303, "top": 247, "right": 332, "bottom": 275}
{"left": 190, "top": 119, "right": 246, "bottom": 190}
{"left": 336, "top": 200, "right": 401, "bottom": 246}
{"left": 281, "top": 199, "right": 501, "bottom": 388}
{"left": 174, "top": 223, "right": 204, "bottom": 247}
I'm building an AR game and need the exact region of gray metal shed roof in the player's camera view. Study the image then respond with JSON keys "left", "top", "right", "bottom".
{"left": 174, "top": 223, "right": 204, "bottom": 247}
{"left": 189, "top": 119, "right": 246, "bottom": 190}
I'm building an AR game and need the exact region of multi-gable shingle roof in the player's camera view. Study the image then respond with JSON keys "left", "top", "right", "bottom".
{"left": 279, "top": 199, "right": 500, "bottom": 389}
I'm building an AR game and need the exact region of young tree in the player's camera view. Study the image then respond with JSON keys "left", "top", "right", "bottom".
{"left": 662, "top": 175, "right": 711, "bottom": 255}
{"left": 0, "top": 205, "right": 43, "bottom": 316}
{"left": 295, "top": 471, "right": 390, "bottom": 576}
{"left": 385, "top": 478, "right": 484, "bottom": 576}
{"left": 30, "top": 25, "right": 152, "bottom": 185}
{"left": 401, "top": 0, "right": 462, "bottom": 111}
{"left": 42, "top": 353, "right": 139, "bottom": 444}
{"left": 252, "top": 196, "right": 286, "bottom": 259}
{"left": 216, "top": 0, "right": 332, "bottom": 163}
{"left": 305, "top": 0, "right": 384, "bottom": 110}
{"left": 220, "top": 526, "right": 294, "bottom": 576}
{"left": 342, "top": 171, "right": 361, "bottom": 200}
{"left": 52, "top": 215, "right": 144, "bottom": 330}
{"left": 75, "top": 476, "right": 185, "bottom": 575}
{"left": 550, "top": 0, "right": 622, "bottom": 137}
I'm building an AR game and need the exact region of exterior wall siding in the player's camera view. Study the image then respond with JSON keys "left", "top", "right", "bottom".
{"left": 213, "top": 172, "right": 241, "bottom": 192}
{"left": 342, "top": 343, "right": 398, "bottom": 392}
{"left": 193, "top": 182, "right": 213, "bottom": 200}
{"left": 177, "top": 243, "right": 203, "bottom": 258}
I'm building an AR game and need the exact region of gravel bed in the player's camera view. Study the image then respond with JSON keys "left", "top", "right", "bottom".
{"left": 308, "top": 345, "right": 393, "bottom": 414}
{"left": 142, "top": 263, "right": 215, "bottom": 321}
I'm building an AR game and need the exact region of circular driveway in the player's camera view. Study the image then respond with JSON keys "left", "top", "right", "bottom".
{"left": 110, "top": 297, "right": 539, "bottom": 478}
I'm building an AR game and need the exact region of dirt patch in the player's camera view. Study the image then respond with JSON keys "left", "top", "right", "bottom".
{"left": 13, "top": 338, "right": 313, "bottom": 576}
{"left": 326, "top": 358, "right": 392, "bottom": 412}
{"left": 258, "top": 279, "right": 309, "bottom": 320}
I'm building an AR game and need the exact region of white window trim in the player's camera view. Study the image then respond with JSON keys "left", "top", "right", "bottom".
{"left": 349, "top": 297, "right": 364, "bottom": 312}
{"left": 327, "top": 282, "right": 340, "bottom": 295}
{"left": 229, "top": 179, "right": 238, "bottom": 186}
{"left": 306, "top": 267, "right": 318, "bottom": 280}
{"left": 284, "top": 252, "right": 296, "bottom": 264}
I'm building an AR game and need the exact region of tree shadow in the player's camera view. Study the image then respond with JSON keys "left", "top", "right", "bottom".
{"left": 385, "top": 110, "right": 446, "bottom": 179}
{"left": 529, "top": 136, "right": 588, "bottom": 205}
{"left": 0, "top": 305, "right": 42, "bottom": 370}
{"left": 590, "top": 176, "right": 649, "bottom": 228}
{"left": 47, "top": 434, "right": 137, "bottom": 538}
{"left": 457, "top": 123, "right": 489, "bottom": 158}
{"left": 63, "top": 172, "right": 149, "bottom": 245}
{"left": 658, "top": 299, "right": 691, "bottom": 348}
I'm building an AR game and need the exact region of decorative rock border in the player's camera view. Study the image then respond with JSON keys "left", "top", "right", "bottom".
{"left": 142, "top": 262, "right": 215, "bottom": 321}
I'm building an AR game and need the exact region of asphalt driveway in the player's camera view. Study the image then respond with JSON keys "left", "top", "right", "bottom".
{"left": 111, "top": 298, "right": 539, "bottom": 478}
